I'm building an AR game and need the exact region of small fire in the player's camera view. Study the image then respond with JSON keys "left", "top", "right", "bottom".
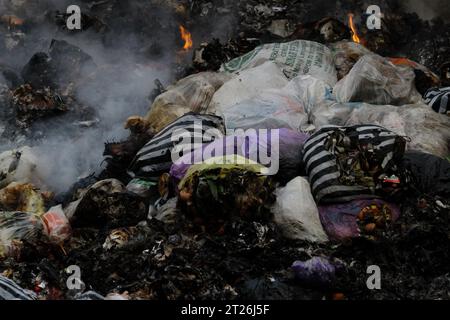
{"left": 179, "top": 25, "right": 193, "bottom": 51}
{"left": 348, "top": 13, "right": 361, "bottom": 44}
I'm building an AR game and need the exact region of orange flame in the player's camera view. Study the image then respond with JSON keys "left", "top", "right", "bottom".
{"left": 179, "top": 25, "right": 193, "bottom": 51}
{"left": 348, "top": 13, "right": 361, "bottom": 43}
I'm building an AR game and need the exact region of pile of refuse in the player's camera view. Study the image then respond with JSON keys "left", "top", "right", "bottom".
{"left": 0, "top": 0, "right": 450, "bottom": 300}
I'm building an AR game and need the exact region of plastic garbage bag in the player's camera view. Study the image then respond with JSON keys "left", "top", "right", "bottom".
{"left": 67, "top": 179, "right": 147, "bottom": 229}
{"left": 330, "top": 40, "right": 373, "bottom": 79}
{"left": 148, "top": 197, "right": 179, "bottom": 225}
{"left": 303, "top": 125, "right": 406, "bottom": 204}
{"left": 292, "top": 257, "right": 337, "bottom": 287}
{"left": 272, "top": 177, "right": 328, "bottom": 242}
{"left": 210, "top": 61, "right": 289, "bottom": 114}
{"left": 0, "top": 205, "right": 71, "bottom": 258}
{"left": 398, "top": 104, "right": 450, "bottom": 158}
{"left": 424, "top": 87, "right": 450, "bottom": 115}
{"left": 74, "top": 291, "right": 105, "bottom": 300}
{"left": 0, "top": 275, "right": 37, "bottom": 300}
{"left": 285, "top": 75, "right": 333, "bottom": 114}
{"left": 333, "top": 54, "right": 422, "bottom": 106}
{"left": 344, "top": 103, "right": 407, "bottom": 136}
{"left": 126, "top": 178, "right": 158, "bottom": 198}
{"left": 41, "top": 205, "right": 71, "bottom": 244}
{"left": 318, "top": 199, "right": 401, "bottom": 241}
{"left": 344, "top": 103, "right": 450, "bottom": 158}
{"left": 331, "top": 42, "right": 439, "bottom": 94}
{"left": 178, "top": 155, "right": 276, "bottom": 225}
{"left": 220, "top": 91, "right": 307, "bottom": 131}
{"left": 221, "top": 40, "right": 338, "bottom": 86}
{"left": 219, "top": 75, "right": 332, "bottom": 131}
{"left": 0, "top": 211, "right": 43, "bottom": 258}
{"left": 170, "top": 129, "right": 310, "bottom": 184}
{"left": 310, "top": 102, "right": 356, "bottom": 129}
{"left": 311, "top": 101, "right": 405, "bottom": 133}
{"left": 129, "top": 113, "right": 225, "bottom": 179}
{"left": 239, "top": 276, "right": 313, "bottom": 300}
{"left": 0, "top": 147, "right": 42, "bottom": 189}
{"left": 105, "top": 292, "right": 130, "bottom": 300}
{"left": 388, "top": 58, "right": 441, "bottom": 95}
{"left": 144, "top": 72, "right": 231, "bottom": 133}
{"left": 0, "top": 182, "right": 47, "bottom": 216}
{"left": 400, "top": 151, "right": 450, "bottom": 198}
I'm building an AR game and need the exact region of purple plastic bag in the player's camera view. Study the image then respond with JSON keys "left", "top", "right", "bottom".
{"left": 170, "top": 128, "right": 310, "bottom": 182}
{"left": 318, "top": 199, "right": 401, "bottom": 241}
{"left": 292, "top": 257, "right": 336, "bottom": 287}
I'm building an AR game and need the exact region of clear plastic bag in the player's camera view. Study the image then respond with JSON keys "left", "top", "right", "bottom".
{"left": 330, "top": 40, "right": 373, "bottom": 79}
{"left": 145, "top": 72, "right": 231, "bottom": 133}
{"left": 344, "top": 103, "right": 450, "bottom": 158}
{"left": 210, "top": 61, "right": 289, "bottom": 115}
{"left": 333, "top": 54, "right": 422, "bottom": 106}
{"left": 41, "top": 205, "right": 72, "bottom": 244}
{"left": 215, "top": 73, "right": 331, "bottom": 131}
{"left": 0, "top": 211, "right": 43, "bottom": 258}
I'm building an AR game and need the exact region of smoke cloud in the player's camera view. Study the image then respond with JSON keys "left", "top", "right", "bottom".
{"left": 401, "top": 0, "right": 450, "bottom": 20}
{"left": 0, "top": 0, "right": 176, "bottom": 192}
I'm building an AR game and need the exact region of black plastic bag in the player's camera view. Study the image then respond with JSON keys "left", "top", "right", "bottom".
{"left": 401, "top": 151, "right": 450, "bottom": 197}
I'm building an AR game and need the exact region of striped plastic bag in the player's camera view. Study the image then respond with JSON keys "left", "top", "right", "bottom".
{"left": 303, "top": 125, "right": 406, "bottom": 204}
{"left": 0, "top": 275, "right": 37, "bottom": 300}
{"left": 424, "top": 87, "right": 450, "bottom": 115}
{"left": 129, "top": 113, "right": 225, "bottom": 179}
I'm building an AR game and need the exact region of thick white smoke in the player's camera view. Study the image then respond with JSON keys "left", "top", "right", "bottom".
{"left": 0, "top": 0, "right": 174, "bottom": 192}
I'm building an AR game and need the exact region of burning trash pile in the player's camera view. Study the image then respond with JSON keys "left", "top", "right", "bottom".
{"left": 0, "top": 0, "right": 449, "bottom": 300}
